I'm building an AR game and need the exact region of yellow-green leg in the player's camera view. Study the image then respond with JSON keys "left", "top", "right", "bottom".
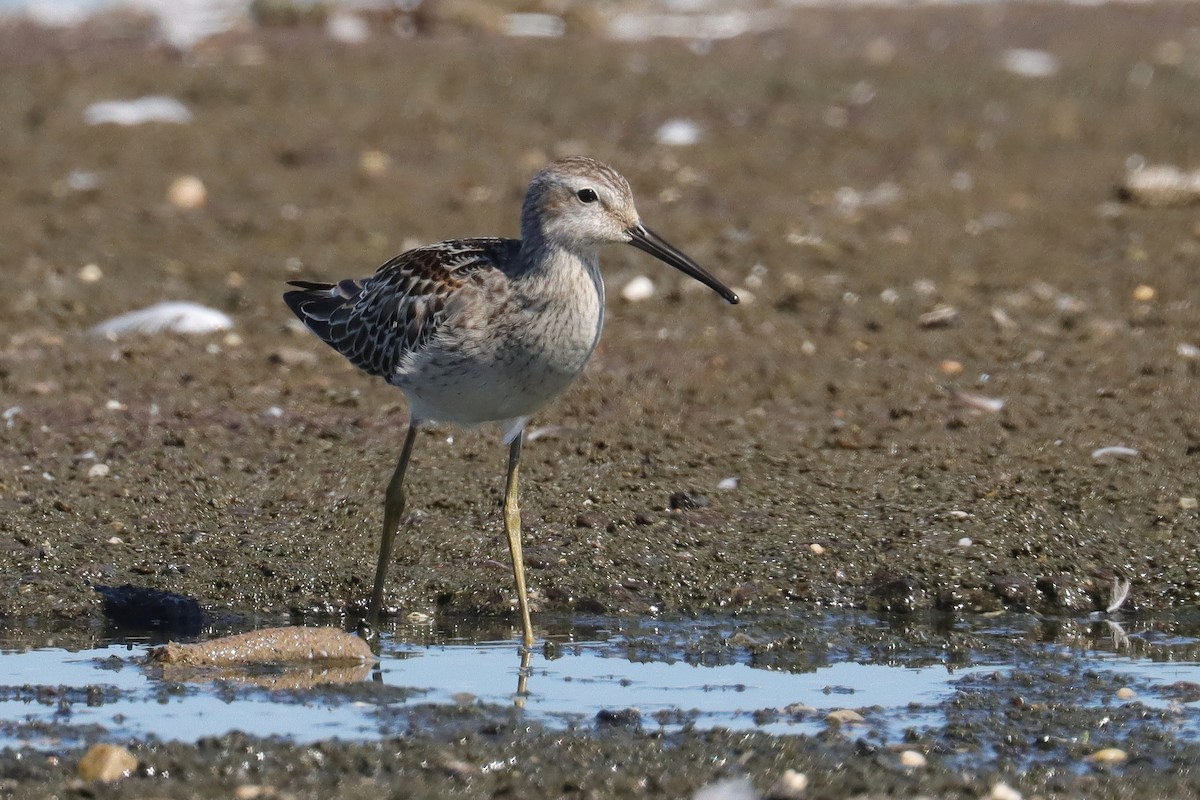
{"left": 504, "top": 430, "right": 535, "bottom": 648}
{"left": 365, "top": 421, "right": 420, "bottom": 634}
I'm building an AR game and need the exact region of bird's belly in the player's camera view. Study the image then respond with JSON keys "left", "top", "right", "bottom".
{"left": 396, "top": 309, "right": 601, "bottom": 425}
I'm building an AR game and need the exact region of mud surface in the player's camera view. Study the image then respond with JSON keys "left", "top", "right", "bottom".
{"left": 1, "top": 1, "right": 1199, "bottom": 796}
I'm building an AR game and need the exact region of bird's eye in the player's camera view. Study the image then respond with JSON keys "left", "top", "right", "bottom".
{"left": 576, "top": 188, "right": 598, "bottom": 204}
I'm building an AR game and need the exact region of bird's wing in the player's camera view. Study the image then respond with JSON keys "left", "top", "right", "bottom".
{"left": 283, "top": 238, "right": 520, "bottom": 379}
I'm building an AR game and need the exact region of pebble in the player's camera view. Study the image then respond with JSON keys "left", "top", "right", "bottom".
{"left": 939, "top": 359, "right": 964, "bottom": 376}
{"left": 1132, "top": 284, "right": 1156, "bottom": 302}
{"left": 957, "top": 537, "right": 973, "bottom": 548}
{"left": 899, "top": 749, "right": 926, "bottom": 768}
{"left": 326, "top": 11, "right": 369, "bottom": 43}
{"left": 1116, "top": 686, "right": 1137, "bottom": 700}
{"left": 269, "top": 347, "right": 319, "bottom": 367}
{"left": 359, "top": 149, "right": 392, "bottom": 178}
{"left": 765, "top": 769, "right": 808, "bottom": 799}
{"left": 87, "top": 463, "right": 110, "bottom": 478}
{"left": 825, "top": 708, "right": 865, "bottom": 725}
{"left": 809, "top": 542, "right": 825, "bottom": 555}
{"left": 1001, "top": 48, "right": 1060, "bottom": 78}
{"left": 1180, "top": 497, "right": 1198, "bottom": 510}
{"left": 167, "top": 175, "right": 207, "bottom": 210}
{"left": 1088, "top": 747, "right": 1128, "bottom": 764}
{"left": 78, "top": 263, "right": 103, "bottom": 283}
{"left": 621, "top": 275, "right": 656, "bottom": 302}
{"left": 78, "top": 743, "right": 137, "bottom": 782}
{"left": 863, "top": 36, "right": 896, "bottom": 66}
{"left": 987, "top": 782, "right": 1022, "bottom": 800}
{"left": 717, "top": 477, "right": 738, "bottom": 491}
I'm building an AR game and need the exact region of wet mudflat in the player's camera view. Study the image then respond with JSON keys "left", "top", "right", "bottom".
{"left": 1, "top": 612, "right": 1199, "bottom": 798}
{"left": 1, "top": 0, "right": 1199, "bottom": 796}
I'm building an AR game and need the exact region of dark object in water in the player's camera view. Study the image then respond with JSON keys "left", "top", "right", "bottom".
{"left": 94, "top": 584, "right": 204, "bottom": 636}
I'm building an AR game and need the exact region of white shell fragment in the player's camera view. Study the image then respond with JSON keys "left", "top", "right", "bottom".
{"left": 91, "top": 302, "right": 233, "bottom": 337}
{"left": 503, "top": 13, "right": 565, "bottom": 38}
{"left": 621, "top": 275, "right": 657, "bottom": 302}
{"left": 84, "top": 96, "right": 193, "bottom": 126}
{"left": 1120, "top": 164, "right": 1200, "bottom": 207}
{"left": 1091, "top": 446, "right": 1140, "bottom": 461}
{"left": 693, "top": 777, "right": 757, "bottom": 800}
{"left": 1107, "top": 578, "right": 1132, "bottom": 613}
{"left": 1001, "top": 48, "right": 1060, "bottom": 78}
{"left": 655, "top": 119, "right": 701, "bottom": 147}
{"left": 766, "top": 770, "right": 808, "bottom": 799}
{"left": 953, "top": 390, "right": 1005, "bottom": 414}
{"left": 326, "top": 12, "right": 369, "bottom": 43}
{"left": 919, "top": 305, "right": 959, "bottom": 328}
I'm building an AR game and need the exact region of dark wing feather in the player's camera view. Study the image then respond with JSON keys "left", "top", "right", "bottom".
{"left": 283, "top": 238, "right": 519, "bottom": 379}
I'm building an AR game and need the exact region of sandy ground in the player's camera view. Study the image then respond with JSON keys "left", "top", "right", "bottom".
{"left": 1, "top": 1, "right": 1199, "bottom": 796}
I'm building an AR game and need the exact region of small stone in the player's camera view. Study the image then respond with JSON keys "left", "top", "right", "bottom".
{"left": 406, "top": 611, "right": 431, "bottom": 623}
{"left": 167, "top": 175, "right": 207, "bottom": 210}
{"left": 269, "top": 347, "right": 319, "bottom": 367}
{"left": 360, "top": 149, "right": 392, "bottom": 178}
{"left": 1115, "top": 687, "right": 1137, "bottom": 700}
{"left": 957, "top": 537, "right": 973, "bottom": 548}
{"left": 863, "top": 37, "right": 896, "bottom": 66}
{"left": 87, "top": 463, "right": 110, "bottom": 478}
{"left": 939, "top": 359, "right": 964, "bottom": 376}
{"left": 1089, "top": 747, "right": 1128, "bottom": 764}
{"left": 621, "top": 275, "right": 656, "bottom": 302}
{"left": 668, "top": 491, "right": 709, "bottom": 511}
{"left": 79, "top": 263, "right": 103, "bottom": 283}
{"left": 919, "top": 305, "right": 958, "bottom": 328}
{"left": 1132, "top": 284, "right": 1156, "bottom": 302}
{"left": 717, "top": 477, "right": 738, "bottom": 491}
{"left": 825, "top": 708, "right": 865, "bottom": 725}
{"left": 765, "top": 769, "right": 808, "bottom": 799}
{"left": 78, "top": 743, "right": 137, "bottom": 782}
{"left": 1179, "top": 497, "right": 1198, "bottom": 510}
{"left": 899, "top": 749, "right": 926, "bottom": 768}
{"left": 987, "top": 782, "right": 1022, "bottom": 800}
{"left": 809, "top": 542, "right": 825, "bottom": 555}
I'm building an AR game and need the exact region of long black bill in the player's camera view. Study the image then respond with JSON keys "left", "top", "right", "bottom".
{"left": 626, "top": 224, "right": 739, "bottom": 305}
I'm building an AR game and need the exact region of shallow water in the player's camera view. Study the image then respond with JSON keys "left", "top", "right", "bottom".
{"left": 2, "top": 612, "right": 1197, "bottom": 753}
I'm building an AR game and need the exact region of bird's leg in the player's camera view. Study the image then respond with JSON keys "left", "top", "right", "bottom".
{"left": 364, "top": 421, "right": 420, "bottom": 636}
{"left": 503, "top": 430, "right": 535, "bottom": 649}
